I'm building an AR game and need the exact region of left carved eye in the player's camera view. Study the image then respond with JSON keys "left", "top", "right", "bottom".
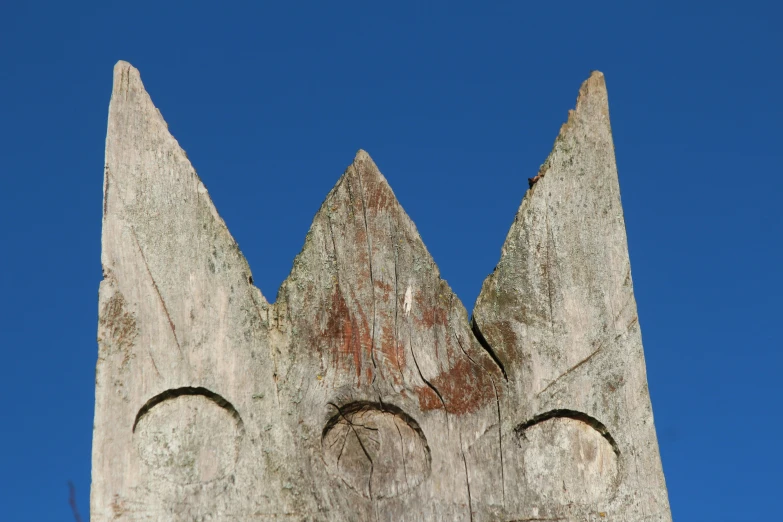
{"left": 322, "top": 402, "right": 430, "bottom": 499}
{"left": 133, "top": 387, "right": 244, "bottom": 485}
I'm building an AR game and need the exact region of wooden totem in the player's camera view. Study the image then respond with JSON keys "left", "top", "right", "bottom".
{"left": 92, "top": 61, "right": 672, "bottom": 521}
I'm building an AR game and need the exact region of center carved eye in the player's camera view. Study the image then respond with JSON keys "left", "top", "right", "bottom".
{"left": 322, "top": 402, "right": 430, "bottom": 499}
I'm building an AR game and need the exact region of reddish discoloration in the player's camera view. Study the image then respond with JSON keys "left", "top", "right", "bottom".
{"left": 414, "top": 292, "right": 449, "bottom": 329}
{"left": 313, "top": 155, "right": 503, "bottom": 403}
{"left": 360, "top": 171, "right": 394, "bottom": 214}
{"left": 324, "top": 286, "right": 373, "bottom": 384}
{"left": 375, "top": 279, "right": 393, "bottom": 293}
{"left": 415, "top": 357, "right": 499, "bottom": 415}
{"left": 528, "top": 173, "right": 542, "bottom": 188}
{"left": 416, "top": 384, "right": 442, "bottom": 411}
{"left": 379, "top": 322, "right": 404, "bottom": 384}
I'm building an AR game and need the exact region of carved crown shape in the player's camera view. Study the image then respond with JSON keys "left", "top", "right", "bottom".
{"left": 93, "top": 62, "right": 671, "bottom": 521}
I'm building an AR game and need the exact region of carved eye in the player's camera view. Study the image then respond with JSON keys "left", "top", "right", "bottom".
{"left": 322, "top": 402, "right": 430, "bottom": 499}
{"left": 133, "top": 387, "right": 244, "bottom": 485}
{"left": 515, "top": 410, "right": 620, "bottom": 504}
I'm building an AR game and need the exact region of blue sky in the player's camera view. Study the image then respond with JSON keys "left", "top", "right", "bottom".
{"left": 1, "top": 1, "right": 780, "bottom": 520}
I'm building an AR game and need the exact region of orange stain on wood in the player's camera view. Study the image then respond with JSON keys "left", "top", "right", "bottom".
{"left": 362, "top": 175, "right": 394, "bottom": 214}
{"left": 378, "top": 322, "right": 404, "bottom": 385}
{"left": 415, "top": 358, "right": 499, "bottom": 415}
{"left": 325, "top": 286, "right": 369, "bottom": 384}
{"left": 413, "top": 292, "right": 449, "bottom": 329}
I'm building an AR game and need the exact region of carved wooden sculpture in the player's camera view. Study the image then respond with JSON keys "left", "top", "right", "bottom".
{"left": 92, "top": 61, "right": 671, "bottom": 521}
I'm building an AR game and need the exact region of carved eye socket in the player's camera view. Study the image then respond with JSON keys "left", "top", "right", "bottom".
{"left": 515, "top": 410, "right": 619, "bottom": 504}
{"left": 133, "top": 387, "right": 244, "bottom": 485}
{"left": 322, "top": 402, "right": 430, "bottom": 499}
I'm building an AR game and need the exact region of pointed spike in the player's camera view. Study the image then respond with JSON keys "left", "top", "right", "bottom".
{"left": 277, "top": 151, "right": 501, "bottom": 414}
{"left": 94, "top": 63, "right": 276, "bottom": 515}
{"left": 103, "top": 60, "right": 262, "bottom": 304}
{"left": 473, "top": 73, "right": 671, "bottom": 518}
{"left": 101, "top": 60, "right": 270, "bottom": 374}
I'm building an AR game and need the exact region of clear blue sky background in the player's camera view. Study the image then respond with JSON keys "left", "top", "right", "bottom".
{"left": 1, "top": 1, "right": 780, "bottom": 520}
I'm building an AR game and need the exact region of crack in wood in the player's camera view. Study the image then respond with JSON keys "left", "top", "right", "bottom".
{"left": 491, "top": 378, "right": 506, "bottom": 506}
{"left": 394, "top": 420, "right": 409, "bottom": 488}
{"left": 322, "top": 401, "right": 430, "bottom": 499}
{"left": 470, "top": 316, "right": 507, "bottom": 380}
{"left": 354, "top": 164, "right": 378, "bottom": 382}
{"left": 130, "top": 219, "right": 183, "bottom": 359}
{"left": 388, "top": 214, "right": 405, "bottom": 382}
{"left": 408, "top": 332, "right": 448, "bottom": 414}
{"left": 459, "top": 430, "right": 474, "bottom": 522}
{"left": 544, "top": 194, "right": 556, "bottom": 341}
{"left": 249, "top": 288, "right": 281, "bottom": 410}
{"left": 332, "top": 402, "right": 376, "bottom": 500}
{"left": 536, "top": 345, "right": 602, "bottom": 398}
{"left": 105, "top": 169, "right": 184, "bottom": 360}
{"left": 147, "top": 346, "right": 162, "bottom": 378}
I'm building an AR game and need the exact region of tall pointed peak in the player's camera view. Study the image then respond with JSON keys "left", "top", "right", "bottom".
{"left": 100, "top": 58, "right": 265, "bottom": 387}
{"left": 353, "top": 148, "right": 372, "bottom": 162}
{"left": 108, "top": 61, "right": 168, "bottom": 131}
{"left": 525, "top": 70, "right": 612, "bottom": 193}
{"left": 475, "top": 69, "right": 626, "bottom": 388}
{"left": 112, "top": 60, "right": 141, "bottom": 91}
{"left": 95, "top": 62, "right": 279, "bottom": 518}
{"left": 280, "top": 149, "right": 436, "bottom": 306}
{"left": 570, "top": 68, "right": 609, "bottom": 124}
{"left": 341, "top": 148, "right": 394, "bottom": 201}
{"left": 472, "top": 71, "right": 670, "bottom": 517}
{"left": 582, "top": 69, "right": 607, "bottom": 94}
{"left": 276, "top": 151, "right": 500, "bottom": 414}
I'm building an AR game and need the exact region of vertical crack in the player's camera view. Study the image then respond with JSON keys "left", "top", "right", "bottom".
{"left": 460, "top": 431, "right": 474, "bottom": 522}
{"left": 326, "top": 212, "right": 343, "bottom": 381}
{"left": 326, "top": 212, "right": 340, "bottom": 271}
{"left": 491, "top": 378, "right": 505, "bottom": 506}
{"left": 249, "top": 289, "right": 281, "bottom": 410}
{"left": 453, "top": 329, "right": 478, "bottom": 367}
{"left": 330, "top": 403, "right": 376, "bottom": 500}
{"left": 394, "top": 420, "right": 409, "bottom": 488}
{"left": 354, "top": 166, "right": 378, "bottom": 380}
{"left": 102, "top": 165, "right": 110, "bottom": 219}
{"left": 388, "top": 214, "right": 404, "bottom": 380}
{"left": 544, "top": 195, "right": 556, "bottom": 339}
{"left": 408, "top": 323, "right": 448, "bottom": 414}
{"left": 470, "top": 316, "right": 507, "bottom": 380}
{"left": 334, "top": 424, "right": 350, "bottom": 467}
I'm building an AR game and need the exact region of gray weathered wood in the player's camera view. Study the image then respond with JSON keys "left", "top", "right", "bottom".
{"left": 92, "top": 61, "right": 671, "bottom": 521}
{"left": 473, "top": 72, "right": 671, "bottom": 521}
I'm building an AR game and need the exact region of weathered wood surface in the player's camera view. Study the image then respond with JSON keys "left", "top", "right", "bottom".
{"left": 92, "top": 61, "right": 671, "bottom": 521}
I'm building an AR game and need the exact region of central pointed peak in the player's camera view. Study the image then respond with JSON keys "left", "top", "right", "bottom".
{"left": 345, "top": 149, "right": 390, "bottom": 196}
{"left": 354, "top": 148, "right": 371, "bottom": 162}
{"left": 276, "top": 150, "right": 499, "bottom": 409}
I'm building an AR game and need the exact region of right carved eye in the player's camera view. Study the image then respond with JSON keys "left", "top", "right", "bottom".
{"left": 322, "top": 402, "right": 431, "bottom": 499}
{"left": 514, "top": 410, "right": 620, "bottom": 505}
